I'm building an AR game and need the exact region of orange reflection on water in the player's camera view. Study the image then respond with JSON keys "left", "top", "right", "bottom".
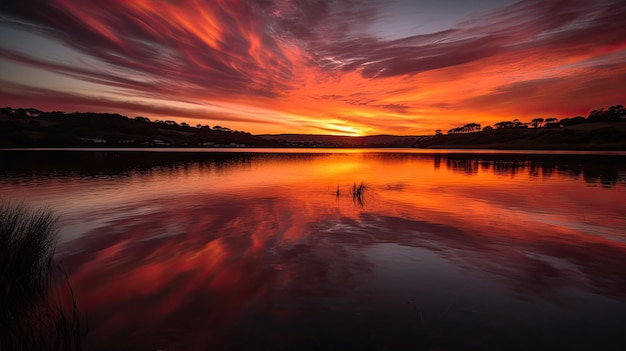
{"left": 3, "top": 151, "right": 624, "bottom": 349}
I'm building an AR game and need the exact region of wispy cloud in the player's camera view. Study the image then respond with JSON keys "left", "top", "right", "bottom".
{"left": 1, "top": 0, "right": 624, "bottom": 134}
{"left": 0, "top": 80, "right": 283, "bottom": 126}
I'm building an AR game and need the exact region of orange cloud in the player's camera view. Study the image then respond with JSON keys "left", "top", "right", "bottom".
{"left": 0, "top": 0, "right": 624, "bottom": 135}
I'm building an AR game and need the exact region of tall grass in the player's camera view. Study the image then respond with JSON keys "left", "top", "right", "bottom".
{"left": 0, "top": 201, "right": 86, "bottom": 351}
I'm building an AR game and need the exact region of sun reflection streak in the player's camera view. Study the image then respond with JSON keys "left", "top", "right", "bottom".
{"left": 2, "top": 150, "right": 625, "bottom": 348}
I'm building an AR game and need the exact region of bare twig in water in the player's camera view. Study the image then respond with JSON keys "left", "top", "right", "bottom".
{"left": 332, "top": 182, "right": 367, "bottom": 207}
{"left": 351, "top": 182, "right": 366, "bottom": 206}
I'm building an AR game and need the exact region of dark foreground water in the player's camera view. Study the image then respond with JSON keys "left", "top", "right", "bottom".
{"left": 2, "top": 149, "right": 626, "bottom": 350}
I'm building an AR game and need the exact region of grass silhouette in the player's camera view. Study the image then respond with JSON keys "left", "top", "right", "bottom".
{"left": 0, "top": 201, "right": 86, "bottom": 350}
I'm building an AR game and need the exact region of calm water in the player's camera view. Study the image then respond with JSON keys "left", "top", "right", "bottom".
{"left": 2, "top": 149, "right": 626, "bottom": 350}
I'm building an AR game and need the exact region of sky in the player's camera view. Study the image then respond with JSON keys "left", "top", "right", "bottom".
{"left": 0, "top": 0, "right": 625, "bottom": 136}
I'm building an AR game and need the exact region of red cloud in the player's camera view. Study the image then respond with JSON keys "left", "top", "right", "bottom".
{"left": 1, "top": 0, "right": 624, "bottom": 134}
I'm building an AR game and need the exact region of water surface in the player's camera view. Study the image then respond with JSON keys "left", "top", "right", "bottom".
{"left": 2, "top": 149, "right": 625, "bottom": 350}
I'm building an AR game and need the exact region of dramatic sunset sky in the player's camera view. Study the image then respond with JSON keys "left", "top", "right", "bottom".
{"left": 1, "top": 0, "right": 625, "bottom": 135}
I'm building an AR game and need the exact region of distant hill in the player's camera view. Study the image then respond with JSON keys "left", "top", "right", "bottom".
{"left": 259, "top": 134, "right": 425, "bottom": 147}
{"left": 260, "top": 121, "right": 626, "bottom": 150}
{"left": 2, "top": 107, "right": 625, "bottom": 150}
{"left": 0, "top": 108, "right": 280, "bottom": 148}
{"left": 414, "top": 121, "right": 626, "bottom": 150}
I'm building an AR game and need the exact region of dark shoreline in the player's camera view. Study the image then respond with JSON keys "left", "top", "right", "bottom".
{"left": 2, "top": 144, "right": 626, "bottom": 151}
{"left": 3, "top": 108, "right": 626, "bottom": 150}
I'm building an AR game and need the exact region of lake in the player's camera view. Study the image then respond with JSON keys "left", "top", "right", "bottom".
{"left": 2, "top": 148, "right": 626, "bottom": 350}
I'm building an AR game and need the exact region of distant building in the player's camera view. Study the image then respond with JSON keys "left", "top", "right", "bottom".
{"left": 25, "top": 109, "right": 41, "bottom": 117}
{"left": 152, "top": 139, "right": 168, "bottom": 145}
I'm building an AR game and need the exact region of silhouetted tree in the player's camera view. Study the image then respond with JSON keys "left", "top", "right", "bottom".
{"left": 543, "top": 117, "right": 559, "bottom": 128}
{"left": 560, "top": 116, "right": 586, "bottom": 126}
{"left": 435, "top": 129, "right": 442, "bottom": 136}
{"left": 465, "top": 123, "right": 481, "bottom": 132}
{"left": 531, "top": 118, "right": 544, "bottom": 128}
{"left": 609, "top": 105, "right": 625, "bottom": 117}
{"left": 495, "top": 121, "right": 514, "bottom": 129}
{"left": 12, "top": 109, "right": 27, "bottom": 118}
{"left": 447, "top": 123, "right": 481, "bottom": 134}
{"left": 588, "top": 105, "right": 625, "bottom": 122}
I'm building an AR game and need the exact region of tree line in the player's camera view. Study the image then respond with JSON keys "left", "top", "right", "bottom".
{"left": 0, "top": 107, "right": 247, "bottom": 134}
{"left": 0, "top": 107, "right": 282, "bottom": 147}
{"left": 436, "top": 104, "right": 625, "bottom": 135}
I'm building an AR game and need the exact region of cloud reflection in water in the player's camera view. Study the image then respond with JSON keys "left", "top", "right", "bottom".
{"left": 1, "top": 150, "right": 625, "bottom": 350}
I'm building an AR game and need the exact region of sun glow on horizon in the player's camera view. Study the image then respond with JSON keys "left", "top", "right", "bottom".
{"left": 1, "top": 0, "right": 625, "bottom": 135}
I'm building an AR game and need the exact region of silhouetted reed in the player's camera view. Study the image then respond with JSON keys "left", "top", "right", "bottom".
{"left": 351, "top": 182, "right": 366, "bottom": 206}
{"left": 0, "top": 201, "right": 86, "bottom": 351}
{"left": 334, "top": 182, "right": 367, "bottom": 206}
